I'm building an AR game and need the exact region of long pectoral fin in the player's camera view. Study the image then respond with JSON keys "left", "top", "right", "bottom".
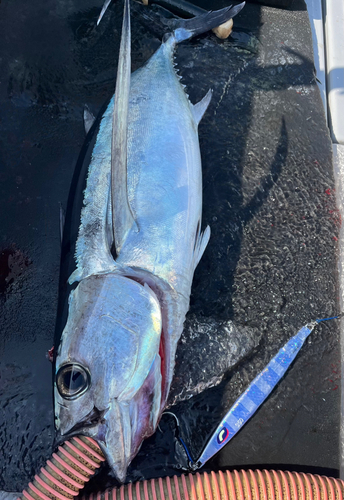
{"left": 111, "top": 0, "right": 138, "bottom": 256}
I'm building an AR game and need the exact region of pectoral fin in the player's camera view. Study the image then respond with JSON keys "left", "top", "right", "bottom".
{"left": 111, "top": 0, "right": 138, "bottom": 256}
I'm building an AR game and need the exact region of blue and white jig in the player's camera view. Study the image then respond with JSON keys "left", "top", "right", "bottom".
{"left": 175, "top": 314, "right": 341, "bottom": 469}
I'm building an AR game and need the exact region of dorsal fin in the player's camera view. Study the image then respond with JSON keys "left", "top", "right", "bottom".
{"left": 97, "top": 0, "right": 112, "bottom": 25}
{"left": 111, "top": 0, "right": 138, "bottom": 255}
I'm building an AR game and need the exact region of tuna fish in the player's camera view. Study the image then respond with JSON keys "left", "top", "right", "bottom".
{"left": 54, "top": 0, "right": 245, "bottom": 482}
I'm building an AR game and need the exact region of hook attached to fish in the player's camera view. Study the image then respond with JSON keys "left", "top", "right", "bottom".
{"left": 172, "top": 313, "right": 342, "bottom": 470}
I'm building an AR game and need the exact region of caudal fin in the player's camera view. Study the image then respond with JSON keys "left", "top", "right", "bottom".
{"left": 171, "top": 2, "right": 245, "bottom": 43}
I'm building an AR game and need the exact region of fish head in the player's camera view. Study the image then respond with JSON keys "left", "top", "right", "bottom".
{"left": 54, "top": 273, "right": 163, "bottom": 481}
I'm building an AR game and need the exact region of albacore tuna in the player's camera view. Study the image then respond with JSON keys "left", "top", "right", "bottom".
{"left": 54, "top": 0, "right": 245, "bottom": 482}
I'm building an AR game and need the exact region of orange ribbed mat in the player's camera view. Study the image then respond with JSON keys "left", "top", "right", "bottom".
{"left": 80, "top": 470, "right": 344, "bottom": 500}
{"left": 19, "top": 437, "right": 344, "bottom": 500}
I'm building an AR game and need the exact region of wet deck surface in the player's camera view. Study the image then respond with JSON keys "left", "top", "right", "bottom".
{"left": 0, "top": 0, "right": 340, "bottom": 493}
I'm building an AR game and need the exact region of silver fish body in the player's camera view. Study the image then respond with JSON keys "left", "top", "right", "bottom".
{"left": 54, "top": 1, "right": 244, "bottom": 482}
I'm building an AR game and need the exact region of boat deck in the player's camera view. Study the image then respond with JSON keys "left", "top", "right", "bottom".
{"left": 0, "top": 0, "right": 341, "bottom": 494}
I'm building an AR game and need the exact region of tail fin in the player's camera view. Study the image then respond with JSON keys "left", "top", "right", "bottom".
{"left": 170, "top": 2, "right": 245, "bottom": 43}
{"left": 134, "top": 2, "right": 245, "bottom": 43}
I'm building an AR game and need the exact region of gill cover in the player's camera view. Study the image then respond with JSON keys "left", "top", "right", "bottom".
{"left": 54, "top": 273, "right": 162, "bottom": 481}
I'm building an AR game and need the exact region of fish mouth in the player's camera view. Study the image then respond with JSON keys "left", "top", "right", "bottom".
{"left": 55, "top": 407, "right": 128, "bottom": 482}
{"left": 55, "top": 406, "right": 108, "bottom": 446}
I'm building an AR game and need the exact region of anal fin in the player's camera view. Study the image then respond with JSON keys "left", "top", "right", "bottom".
{"left": 192, "top": 89, "right": 213, "bottom": 124}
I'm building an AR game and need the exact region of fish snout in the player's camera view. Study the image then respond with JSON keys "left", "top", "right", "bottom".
{"left": 99, "top": 443, "right": 129, "bottom": 483}
{"left": 95, "top": 400, "right": 132, "bottom": 482}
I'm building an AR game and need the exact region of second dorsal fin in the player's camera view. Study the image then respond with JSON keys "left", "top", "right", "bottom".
{"left": 192, "top": 89, "right": 213, "bottom": 124}
{"left": 111, "top": 0, "right": 138, "bottom": 255}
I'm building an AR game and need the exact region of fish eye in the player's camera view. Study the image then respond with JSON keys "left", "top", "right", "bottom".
{"left": 56, "top": 364, "right": 90, "bottom": 399}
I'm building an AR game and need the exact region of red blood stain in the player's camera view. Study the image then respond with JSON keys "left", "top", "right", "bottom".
{"left": 330, "top": 363, "right": 340, "bottom": 376}
{"left": 323, "top": 187, "right": 341, "bottom": 228}
{"left": 47, "top": 346, "right": 55, "bottom": 363}
{"left": 334, "top": 211, "right": 342, "bottom": 227}
{"left": 325, "top": 363, "right": 341, "bottom": 391}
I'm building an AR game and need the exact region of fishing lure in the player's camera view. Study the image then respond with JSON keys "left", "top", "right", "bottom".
{"left": 174, "top": 315, "right": 341, "bottom": 469}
